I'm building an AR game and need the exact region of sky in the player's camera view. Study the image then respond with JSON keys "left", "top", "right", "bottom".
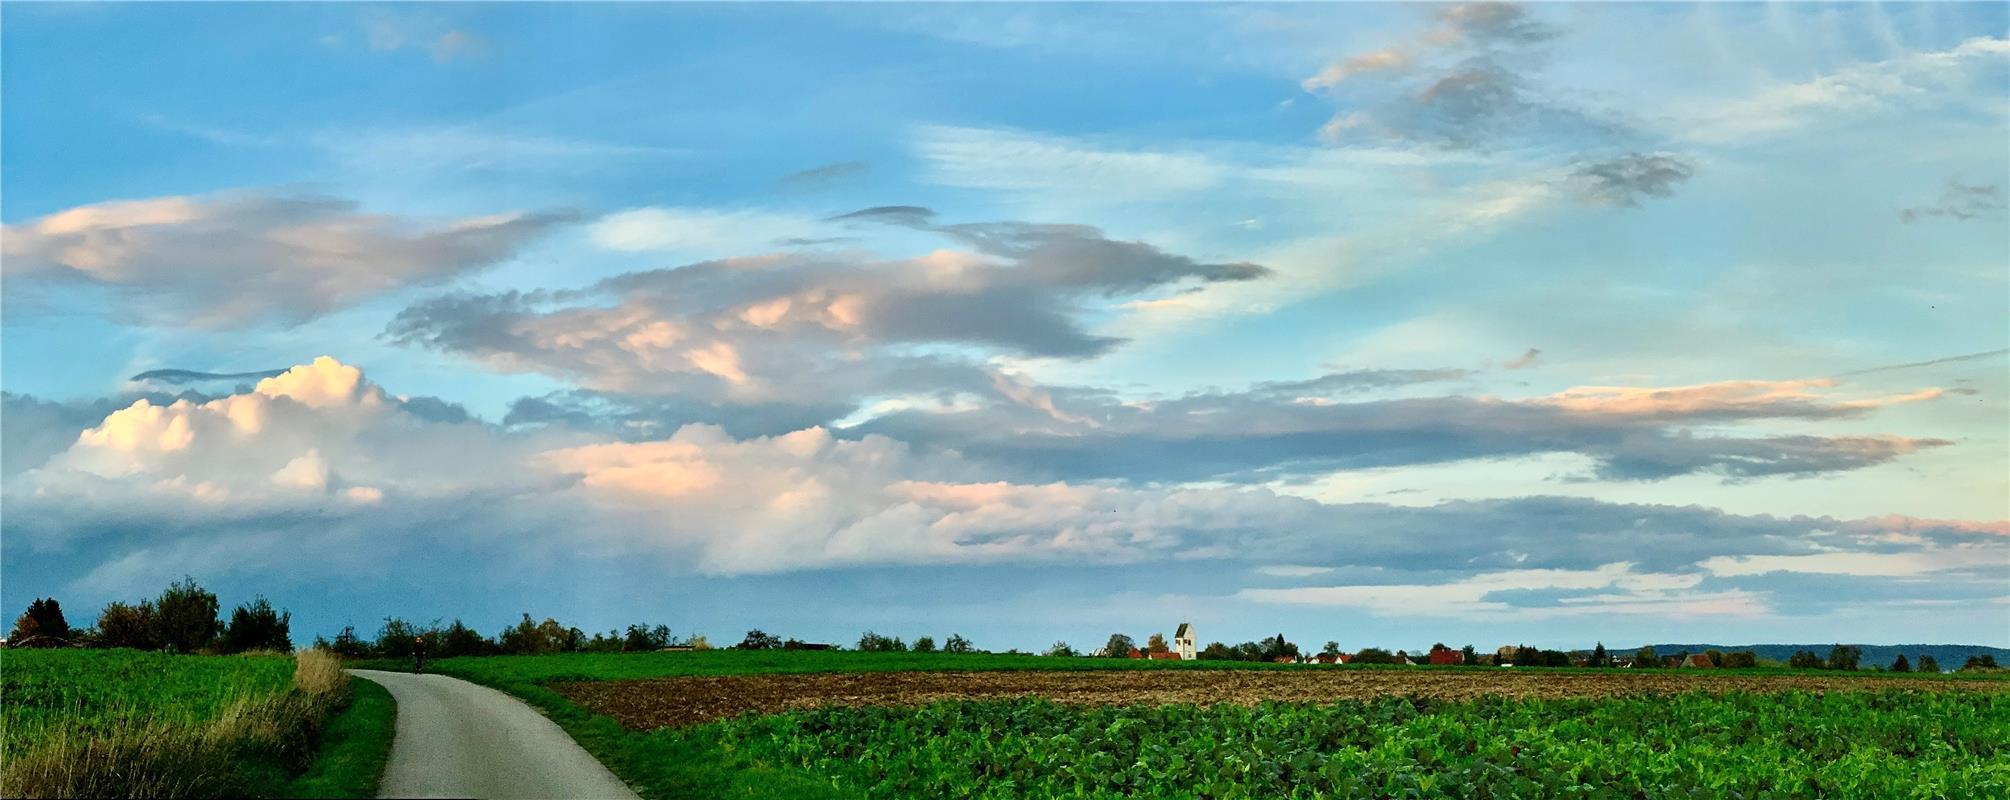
{"left": 3, "top": 2, "right": 2006, "bottom": 653}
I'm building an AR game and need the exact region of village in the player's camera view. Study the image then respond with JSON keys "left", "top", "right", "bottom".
{"left": 1090, "top": 623, "right": 1744, "bottom": 669}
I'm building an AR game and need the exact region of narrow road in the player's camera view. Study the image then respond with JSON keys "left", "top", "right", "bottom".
{"left": 349, "top": 669, "right": 640, "bottom": 800}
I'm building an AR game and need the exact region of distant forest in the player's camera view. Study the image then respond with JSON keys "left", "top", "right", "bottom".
{"left": 1646, "top": 643, "right": 2010, "bottom": 669}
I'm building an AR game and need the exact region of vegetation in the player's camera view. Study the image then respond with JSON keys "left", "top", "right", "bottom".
{"left": 0, "top": 649, "right": 373, "bottom": 799}
{"left": 283, "top": 678, "right": 396, "bottom": 798}
{"left": 689, "top": 690, "right": 2010, "bottom": 798}
{"left": 8, "top": 597, "right": 73, "bottom": 645}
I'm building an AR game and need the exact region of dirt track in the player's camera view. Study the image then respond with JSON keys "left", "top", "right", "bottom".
{"left": 553, "top": 669, "right": 2008, "bottom": 729}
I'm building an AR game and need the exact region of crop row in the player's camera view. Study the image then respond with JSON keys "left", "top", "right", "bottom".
{"left": 699, "top": 690, "right": 2010, "bottom": 798}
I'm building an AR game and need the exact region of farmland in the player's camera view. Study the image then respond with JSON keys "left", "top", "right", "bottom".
{"left": 0, "top": 648, "right": 391, "bottom": 799}
{"left": 404, "top": 651, "right": 2010, "bottom": 799}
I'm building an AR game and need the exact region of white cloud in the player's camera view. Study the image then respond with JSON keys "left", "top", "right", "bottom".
{"left": 1237, "top": 562, "right": 1767, "bottom": 619}
{"left": 1675, "top": 37, "right": 2010, "bottom": 144}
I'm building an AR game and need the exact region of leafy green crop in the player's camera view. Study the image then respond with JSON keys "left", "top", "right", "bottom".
{"left": 1, "top": 648, "right": 296, "bottom": 756}
{"left": 694, "top": 691, "right": 2010, "bottom": 798}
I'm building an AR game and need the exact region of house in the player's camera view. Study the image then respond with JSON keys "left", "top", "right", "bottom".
{"left": 1427, "top": 645, "right": 1462, "bottom": 666}
{"left": 1682, "top": 653, "right": 1714, "bottom": 668}
{"left": 1173, "top": 623, "right": 1197, "bottom": 661}
{"left": 1663, "top": 656, "right": 1683, "bottom": 668}
{"left": 1125, "top": 647, "right": 1145, "bottom": 659}
{"left": 1310, "top": 652, "right": 1343, "bottom": 664}
{"left": 1272, "top": 655, "right": 1297, "bottom": 664}
{"left": 1147, "top": 651, "right": 1181, "bottom": 660}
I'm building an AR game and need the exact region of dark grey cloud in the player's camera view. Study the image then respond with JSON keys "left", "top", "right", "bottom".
{"left": 777, "top": 160, "right": 869, "bottom": 191}
{"left": 129, "top": 368, "right": 289, "bottom": 385}
{"left": 1573, "top": 153, "right": 1697, "bottom": 207}
{"left": 503, "top": 390, "right": 852, "bottom": 440}
{"left": 1900, "top": 181, "right": 2005, "bottom": 223}
{"left": 826, "top": 205, "right": 937, "bottom": 227}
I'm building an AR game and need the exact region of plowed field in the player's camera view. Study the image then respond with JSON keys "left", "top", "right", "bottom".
{"left": 554, "top": 668, "right": 2007, "bottom": 729}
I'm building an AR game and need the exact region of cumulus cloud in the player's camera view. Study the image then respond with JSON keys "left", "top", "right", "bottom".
{"left": 5, "top": 357, "right": 1999, "bottom": 632}
{"left": 387, "top": 212, "right": 1268, "bottom": 406}
{"left": 1, "top": 192, "right": 575, "bottom": 327}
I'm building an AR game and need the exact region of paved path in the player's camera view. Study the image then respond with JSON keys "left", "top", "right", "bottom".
{"left": 349, "top": 669, "right": 640, "bottom": 800}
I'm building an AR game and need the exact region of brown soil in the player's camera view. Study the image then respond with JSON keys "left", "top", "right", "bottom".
{"left": 552, "top": 669, "right": 2008, "bottom": 730}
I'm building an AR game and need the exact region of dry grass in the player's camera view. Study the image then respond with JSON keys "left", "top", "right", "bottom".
{"left": 0, "top": 650, "right": 351, "bottom": 799}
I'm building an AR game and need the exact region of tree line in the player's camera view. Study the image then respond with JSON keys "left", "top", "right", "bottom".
{"left": 6, "top": 578, "right": 291, "bottom": 654}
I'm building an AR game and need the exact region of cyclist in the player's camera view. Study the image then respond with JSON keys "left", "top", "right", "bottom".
{"left": 413, "top": 635, "right": 428, "bottom": 674}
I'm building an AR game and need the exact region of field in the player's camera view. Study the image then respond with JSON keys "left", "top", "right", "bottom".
{"left": 403, "top": 651, "right": 2010, "bottom": 799}
{"left": 0, "top": 648, "right": 391, "bottom": 799}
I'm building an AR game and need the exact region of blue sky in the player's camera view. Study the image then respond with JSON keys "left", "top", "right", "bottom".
{"left": 4, "top": 3, "right": 2006, "bottom": 653}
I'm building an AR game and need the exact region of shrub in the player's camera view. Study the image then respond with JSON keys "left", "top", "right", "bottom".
{"left": 912, "top": 636, "right": 937, "bottom": 653}
{"left": 856, "top": 631, "right": 906, "bottom": 652}
{"left": 1789, "top": 649, "right": 1824, "bottom": 669}
{"left": 1043, "top": 641, "right": 1078, "bottom": 658}
{"left": 221, "top": 597, "right": 292, "bottom": 653}
{"left": 1722, "top": 650, "right": 1758, "bottom": 669}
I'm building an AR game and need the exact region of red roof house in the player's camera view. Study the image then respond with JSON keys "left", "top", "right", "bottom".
{"left": 1427, "top": 645, "right": 1463, "bottom": 666}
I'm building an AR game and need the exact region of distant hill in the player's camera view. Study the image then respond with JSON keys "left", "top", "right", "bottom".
{"left": 1636, "top": 644, "right": 2009, "bottom": 671}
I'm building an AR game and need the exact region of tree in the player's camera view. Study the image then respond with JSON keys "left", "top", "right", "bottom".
{"left": 1044, "top": 641, "right": 1078, "bottom": 657}
{"left": 376, "top": 617, "right": 421, "bottom": 658}
{"left": 1146, "top": 633, "right": 1169, "bottom": 654}
{"left": 855, "top": 631, "right": 906, "bottom": 652}
{"left": 1789, "top": 649, "right": 1824, "bottom": 669}
{"left": 1890, "top": 654, "right": 1911, "bottom": 673}
{"left": 1199, "top": 641, "right": 1235, "bottom": 660}
{"left": 912, "top": 636, "right": 937, "bottom": 653}
{"left": 154, "top": 577, "right": 221, "bottom": 653}
{"left": 10, "top": 598, "right": 72, "bottom": 645}
{"left": 623, "top": 623, "right": 672, "bottom": 652}
{"left": 1352, "top": 647, "right": 1398, "bottom": 665}
{"left": 1590, "top": 642, "right": 1609, "bottom": 668}
{"left": 221, "top": 596, "right": 292, "bottom": 653}
{"left": 439, "top": 620, "right": 488, "bottom": 658}
{"left": 1633, "top": 646, "right": 1659, "bottom": 668}
{"left": 1461, "top": 644, "right": 1479, "bottom": 666}
{"left": 943, "top": 633, "right": 974, "bottom": 654}
{"left": 1232, "top": 641, "right": 1266, "bottom": 662}
{"left": 688, "top": 634, "right": 712, "bottom": 650}
{"left": 1723, "top": 650, "right": 1757, "bottom": 669}
{"left": 1321, "top": 641, "right": 1342, "bottom": 657}
{"left": 738, "top": 629, "right": 782, "bottom": 651}
{"left": 1917, "top": 654, "right": 1940, "bottom": 674}
{"left": 1705, "top": 649, "right": 1725, "bottom": 668}
{"left": 326, "top": 625, "right": 372, "bottom": 658}
{"left": 1826, "top": 645, "right": 1862, "bottom": 671}
{"left": 1962, "top": 654, "right": 1999, "bottom": 671}
{"left": 96, "top": 602, "right": 160, "bottom": 650}
{"left": 1540, "top": 650, "right": 1572, "bottom": 667}
{"left": 1260, "top": 633, "right": 1300, "bottom": 662}
{"left": 1102, "top": 633, "right": 1137, "bottom": 658}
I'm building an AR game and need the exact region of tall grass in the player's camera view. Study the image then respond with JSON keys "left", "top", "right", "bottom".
{"left": 0, "top": 650, "right": 352, "bottom": 799}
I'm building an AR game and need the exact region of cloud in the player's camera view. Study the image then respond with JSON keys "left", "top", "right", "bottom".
{"left": 1571, "top": 153, "right": 1697, "bottom": 207}
{"left": 914, "top": 125, "right": 1224, "bottom": 197}
{"left": 1, "top": 191, "right": 576, "bottom": 328}
{"left": 1677, "top": 37, "right": 2010, "bottom": 144}
{"left": 589, "top": 207, "right": 829, "bottom": 253}
{"left": 1503, "top": 348, "right": 1541, "bottom": 370}
{"left": 855, "top": 375, "right": 1955, "bottom": 484}
{"left": 6, "top": 357, "right": 1998, "bottom": 633}
{"left": 387, "top": 212, "right": 1269, "bottom": 405}
{"left": 1901, "top": 181, "right": 2006, "bottom": 223}
{"left": 352, "top": 9, "right": 488, "bottom": 62}
{"left": 777, "top": 161, "right": 870, "bottom": 191}
{"left": 129, "top": 368, "right": 291, "bottom": 386}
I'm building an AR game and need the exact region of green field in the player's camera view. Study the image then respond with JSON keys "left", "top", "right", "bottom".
{"left": 715, "top": 692, "right": 2010, "bottom": 798}
{"left": 383, "top": 651, "right": 2010, "bottom": 799}
{"left": 0, "top": 648, "right": 393, "bottom": 799}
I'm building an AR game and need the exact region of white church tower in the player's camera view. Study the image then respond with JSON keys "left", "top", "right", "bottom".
{"left": 1173, "top": 622, "right": 1196, "bottom": 660}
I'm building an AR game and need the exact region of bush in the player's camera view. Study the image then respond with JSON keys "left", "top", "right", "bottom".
{"left": 1044, "top": 641, "right": 1078, "bottom": 658}
{"left": 221, "top": 596, "right": 293, "bottom": 653}
{"left": 912, "top": 636, "right": 937, "bottom": 653}
{"left": 1722, "top": 651, "right": 1758, "bottom": 669}
{"left": 1788, "top": 649, "right": 1824, "bottom": 669}
{"left": 154, "top": 577, "right": 221, "bottom": 654}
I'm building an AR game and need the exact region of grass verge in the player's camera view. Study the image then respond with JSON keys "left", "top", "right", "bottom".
{"left": 0, "top": 649, "right": 372, "bottom": 799}
{"left": 283, "top": 677, "right": 397, "bottom": 798}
